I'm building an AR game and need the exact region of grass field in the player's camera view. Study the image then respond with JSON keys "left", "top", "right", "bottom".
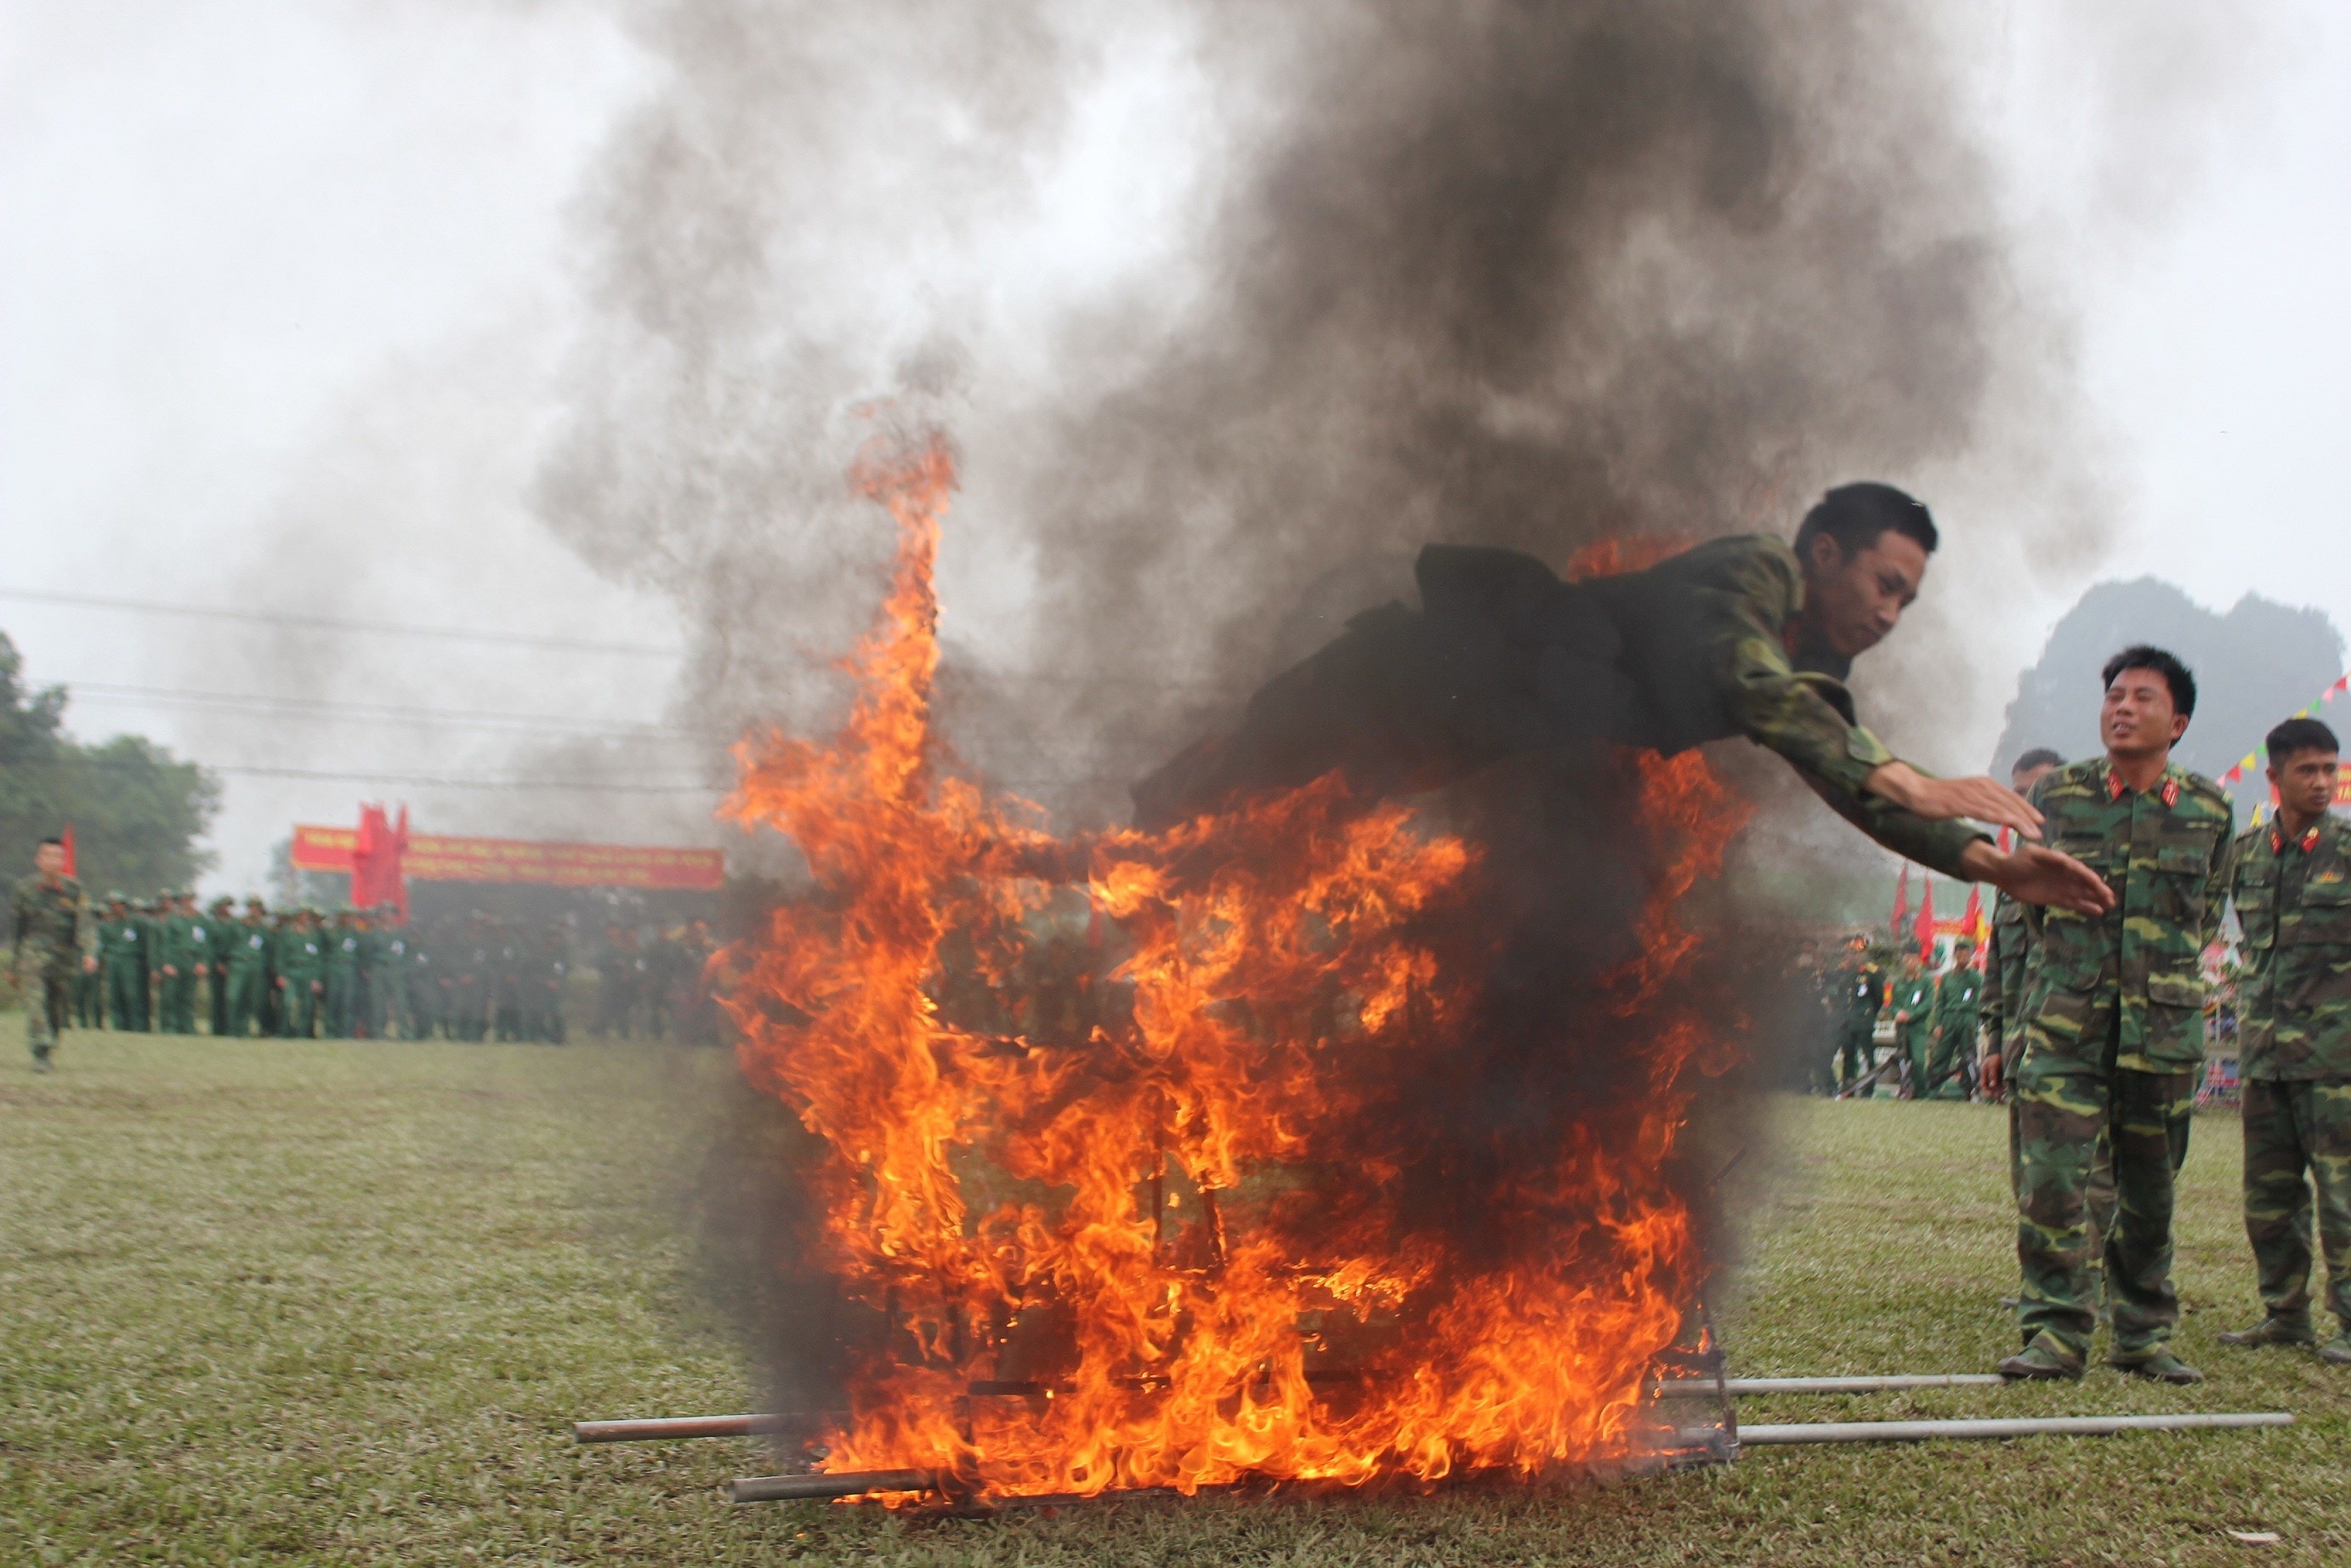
{"left": 4, "top": 1027, "right": 2348, "bottom": 1566}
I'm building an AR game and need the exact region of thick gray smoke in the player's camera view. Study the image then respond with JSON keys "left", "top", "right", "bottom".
{"left": 534, "top": 0, "right": 2102, "bottom": 849}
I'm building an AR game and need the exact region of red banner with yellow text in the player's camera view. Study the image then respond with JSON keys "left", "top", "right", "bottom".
{"left": 292, "top": 826, "right": 723, "bottom": 890}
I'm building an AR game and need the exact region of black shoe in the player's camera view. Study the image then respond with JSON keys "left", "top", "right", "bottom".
{"left": 1998, "top": 1333, "right": 2085, "bottom": 1381}
{"left": 2218, "top": 1316, "right": 2317, "bottom": 1349}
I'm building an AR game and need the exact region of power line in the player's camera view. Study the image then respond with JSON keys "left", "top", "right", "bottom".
{"left": 60, "top": 680, "right": 720, "bottom": 741}
{"left": 0, "top": 585, "right": 683, "bottom": 657}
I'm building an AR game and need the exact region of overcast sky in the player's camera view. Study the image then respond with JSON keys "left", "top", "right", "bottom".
{"left": 2, "top": 1, "right": 2346, "bottom": 892}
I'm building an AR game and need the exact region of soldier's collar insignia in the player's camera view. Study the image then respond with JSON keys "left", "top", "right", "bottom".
{"left": 2303, "top": 826, "right": 2322, "bottom": 853}
{"left": 2105, "top": 765, "right": 2126, "bottom": 801}
{"left": 2274, "top": 828, "right": 2284, "bottom": 854}
{"left": 2161, "top": 779, "right": 2180, "bottom": 808}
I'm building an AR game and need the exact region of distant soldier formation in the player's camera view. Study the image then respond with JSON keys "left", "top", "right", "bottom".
{"left": 9, "top": 880, "right": 724, "bottom": 1048}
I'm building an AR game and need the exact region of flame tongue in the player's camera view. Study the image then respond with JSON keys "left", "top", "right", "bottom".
{"left": 722, "top": 429, "right": 1748, "bottom": 1499}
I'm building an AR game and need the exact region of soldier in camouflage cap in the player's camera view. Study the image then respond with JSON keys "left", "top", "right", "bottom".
{"left": 9, "top": 837, "right": 99, "bottom": 1070}
{"left": 2001, "top": 648, "right": 2232, "bottom": 1384}
{"left": 2218, "top": 717, "right": 2351, "bottom": 1366}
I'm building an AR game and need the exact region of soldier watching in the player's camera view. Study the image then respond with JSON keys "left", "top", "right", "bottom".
{"left": 9, "top": 837, "right": 99, "bottom": 1072}
{"left": 99, "top": 894, "right": 150, "bottom": 1031}
{"left": 1928, "top": 937, "right": 1984, "bottom": 1099}
{"left": 2001, "top": 647, "right": 2231, "bottom": 1385}
{"left": 1829, "top": 935, "right": 1883, "bottom": 1095}
{"left": 2217, "top": 717, "right": 2351, "bottom": 1366}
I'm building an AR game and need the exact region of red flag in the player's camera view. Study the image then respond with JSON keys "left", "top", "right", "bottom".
{"left": 1890, "top": 863, "right": 1911, "bottom": 936}
{"left": 1914, "top": 878, "right": 1937, "bottom": 960}
{"left": 349, "top": 802, "right": 412, "bottom": 923}
{"left": 60, "top": 823, "right": 77, "bottom": 878}
{"left": 1962, "top": 884, "right": 1984, "bottom": 940}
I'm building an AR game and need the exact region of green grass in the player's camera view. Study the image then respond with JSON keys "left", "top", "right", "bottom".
{"left": 3, "top": 1025, "right": 2346, "bottom": 1565}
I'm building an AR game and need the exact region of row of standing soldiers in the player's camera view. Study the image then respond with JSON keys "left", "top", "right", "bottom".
{"left": 12, "top": 879, "right": 724, "bottom": 1048}
{"left": 1816, "top": 935, "right": 1986, "bottom": 1099}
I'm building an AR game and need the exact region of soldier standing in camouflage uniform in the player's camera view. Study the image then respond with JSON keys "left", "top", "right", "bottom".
{"left": 2217, "top": 718, "right": 2351, "bottom": 1365}
{"left": 2001, "top": 649, "right": 2230, "bottom": 1384}
{"left": 9, "top": 838, "right": 99, "bottom": 1071}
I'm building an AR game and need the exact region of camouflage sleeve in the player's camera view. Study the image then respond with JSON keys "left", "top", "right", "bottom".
{"left": 2203, "top": 802, "right": 2235, "bottom": 952}
{"left": 1787, "top": 769, "right": 1988, "bottom": 880}
{"left": 6, "top": 882, "right": 23, "bottom": 967}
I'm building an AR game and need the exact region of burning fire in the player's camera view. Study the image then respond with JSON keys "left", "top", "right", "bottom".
{"left": 721, "top": 428, "right": 1750, "bottom": 1500}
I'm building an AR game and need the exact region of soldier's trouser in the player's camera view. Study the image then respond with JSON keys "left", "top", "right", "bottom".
{"left": 2240, "top": 1078, "right": 2351, "bottom": 1331}
{"left": 324, "top": 970, "right": 358, "bottom": 1037}
{"left": 225, "top": 967, "right": 269, "bottom": 1037}
{"left": 1834, "top": 1022, "right": 1874, "bottom": 1090}
{"left": 209, "top": 969, "right": 230, "bottom": 1036}
{"left": 362, "top": 975, "right": 387, "bottom": 1039}
{"left": 161, "top": 973, "right": 196, "bottom": 1033}
{"left": 24, "top": 968, "right": 71, "bottom": 1060}
{"left": 104, "top": 963, "right": 149, "bottom": 1031}
{"left": 2015, "top": 1054, "right": 2195, "bottom": 1355}
{"left": 280, "top": 984, "right": 321, "bottom": 1038}
{"left": 74, "top": 969, "right": 101, "bottom": 1027}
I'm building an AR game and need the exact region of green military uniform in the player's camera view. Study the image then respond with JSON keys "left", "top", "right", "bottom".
{"left": 372, "top": 922, "right": 408, "bottom": 1039}
{"left": 2013, "top": 758, "right": 2231, "bottom": 1363}
{"left": 1831, "top": 950, "right": 1883, "bottom": 1093}
{"left": 2228, "top": 813, "right": 2351, "bottom": 1343}
{"left": 11, "top": 871, "right": 94, "bottom": 1068}
{"left": 323, "top": 915, "right": 363, "bottom": 1038}
{"left": 1888, "top": 967, "right": 1937, "bottom": 1097}
{"left": 527, "top": 926, "right": 569, "bottom": 1043}
{"left": 1927, "top": 960, "right": 1983, "bottom": 1099}
{"left": 202, "top": 898, "right": 236, "bottom": 1035}
{"left": 99, "top": 898, "right": 151, "bottom": 1031}
{"left": 407, "top": 923, "right": 443, "bottom": 1040}
{"left": 276, "top": 918, "right": 326, "bottom": 1038}
{"left": 223, "top": 907, "right": 273, "bottom": 1038}
{"left": 152, "top": 895, "right": 199, "bottom": 1034}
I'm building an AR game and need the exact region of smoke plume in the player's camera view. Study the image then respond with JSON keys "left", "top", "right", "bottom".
{"left": 536, "top": 0, "right": 2104, "bottom": 842}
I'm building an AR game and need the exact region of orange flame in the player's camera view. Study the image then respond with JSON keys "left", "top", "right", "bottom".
{"left": 722, "top": 429, "right": 1750, "bottom": 1500}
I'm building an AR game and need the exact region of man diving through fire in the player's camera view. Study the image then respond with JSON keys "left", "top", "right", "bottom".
{"left": 1133, "top": 482, "right": 2115, "bottom": 918}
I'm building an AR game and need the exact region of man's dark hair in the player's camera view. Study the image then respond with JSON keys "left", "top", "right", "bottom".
{"left": 2265, "top": 716, "right": 2338, "bottom": 764}
{"left": 37, "top": 835, "right": 63, "bottom": 849}
{"left": 1793, "top": 482, "right": 1939, "bottom": 564}
{"left": 2101, "top": 645, "right": 2197, "bottom": 720}
{"left": 2011, "top": 747, "right": 2064, "bottom": 775}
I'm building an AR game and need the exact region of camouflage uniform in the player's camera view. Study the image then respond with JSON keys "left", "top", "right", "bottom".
{"left": 2013, "top": 758, "right": 2232, "bottom": 1358}
{"left": 11, "top": 872, "right": 94, "bottom": 1066}
{"left": 1132, "top": 536, "right": 1990, "bottom": 878}
{"left": 1831, "top": 952, "right": 1883, "bottom": 1092}
{"left": 2228, "top": 813, "right": 2351, "bottom": 1336}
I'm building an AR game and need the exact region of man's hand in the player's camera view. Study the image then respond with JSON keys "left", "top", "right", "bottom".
{"left": 1959, "top": 839, "right": 2115, "bottom": 917}
{"left": 1981, "top": 1049, "right": 2004, "bottom": 1101}
{"left": 82, "top": 955, "right": 97, "bottom": 974}
{"left": 1865, "top": 761, "right": 2046, "bottom": 840}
